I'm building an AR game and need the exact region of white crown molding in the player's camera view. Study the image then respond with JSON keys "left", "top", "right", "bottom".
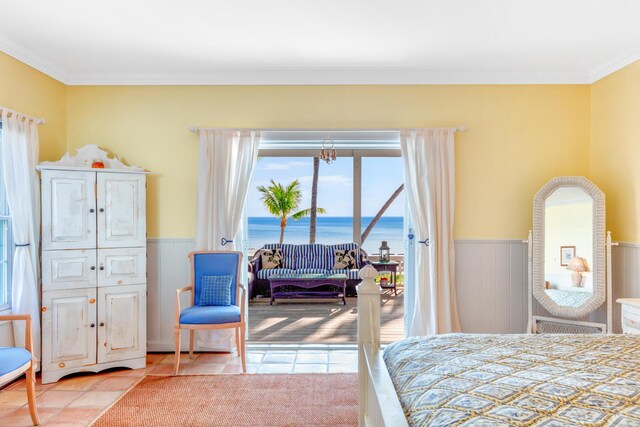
{"left": 65, "top": 69, "right": 592, "bottom": 86}
{"left": 0, "top": 34, "right": 68, "bottom": 84}
{"left": 588, "top": 52, "right": 640, "bottom": 83}
{"left": 0, "top": 32, "right": 635, "bottom": 86}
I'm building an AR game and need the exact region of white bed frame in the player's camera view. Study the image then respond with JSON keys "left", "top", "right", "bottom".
{"left": 357, "top": 265, "right": 408, "bottom": 427}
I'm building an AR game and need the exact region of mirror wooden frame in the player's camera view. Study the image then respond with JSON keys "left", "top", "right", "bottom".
{"left": 532, "top": 176, "right": 605, "bottom": 319}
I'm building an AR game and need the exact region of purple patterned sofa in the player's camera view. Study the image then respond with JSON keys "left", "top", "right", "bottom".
{"left": 248, "top": 243, "right": 370, "bottom": 300}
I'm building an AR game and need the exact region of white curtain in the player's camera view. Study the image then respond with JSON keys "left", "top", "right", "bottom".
{"left": 1, "top": 111, "right": 41, "bottom": 363}
{"left": 401, "top": 129, "right": 460, "bottom": 336}
{"left": 194, "top": 129, "right": 260, "bottom": 350}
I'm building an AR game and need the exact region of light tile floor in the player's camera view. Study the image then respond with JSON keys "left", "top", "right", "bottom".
{"left": 0, "top": 344, "right": 358, "bottom": 426}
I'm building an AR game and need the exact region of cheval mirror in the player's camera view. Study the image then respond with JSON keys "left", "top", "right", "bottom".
{"left": 527, "top": 176, "right": 615, "bottom": 334}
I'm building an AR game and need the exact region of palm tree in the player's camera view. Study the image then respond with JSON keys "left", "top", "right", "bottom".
{"left": 257, "top": 179, "right": 326, "bottom": 244}
{"left": 309, "top": 157, "right": 320, "bottom": 244}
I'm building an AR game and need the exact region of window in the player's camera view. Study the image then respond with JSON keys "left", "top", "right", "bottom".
{"left": 361, "top": 157, "right": 404, "bottom": 255}
{"left": 246, "top": 156, "right": 353, "bottom": 249}
{"left": 0, "top": 125, "right": 12, "bottom": 311}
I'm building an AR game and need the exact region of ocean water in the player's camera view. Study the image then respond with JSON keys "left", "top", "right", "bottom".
{"left": 248, "top": 216, "right": 404, "bottom": 255}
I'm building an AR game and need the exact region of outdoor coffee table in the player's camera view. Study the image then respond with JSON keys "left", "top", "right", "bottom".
{"left": 268, "top": 273, "right": 348, "bottom": 305}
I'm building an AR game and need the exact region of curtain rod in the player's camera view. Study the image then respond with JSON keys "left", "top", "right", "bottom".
{"left": 188, "top": 126, "right": 467, "bottom": 133}
{"left": 0, "top": 105, "right": 46, "bottom": 125}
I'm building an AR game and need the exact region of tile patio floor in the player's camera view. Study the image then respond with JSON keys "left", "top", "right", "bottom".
{"left": 0, "top": 344, "right": 358, "bottom": 426}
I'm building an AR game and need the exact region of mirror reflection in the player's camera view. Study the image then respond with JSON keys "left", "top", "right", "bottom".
{"left": 544, "top": 187, "right": 593, "bottom": 308}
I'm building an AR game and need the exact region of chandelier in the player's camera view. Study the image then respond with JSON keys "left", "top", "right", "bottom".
{"left": 319, "top": 137, "right": 337, "bottom": 164}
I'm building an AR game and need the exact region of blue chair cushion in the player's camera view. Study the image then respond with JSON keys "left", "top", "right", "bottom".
{"left": 0, "top": 347, "right": 31, "bottom": 376}
{"left": 180, "top": 305, "right": 241, "bottom": 325}
{"left": 198, "top": 275, "right": 232, "bottom": 306}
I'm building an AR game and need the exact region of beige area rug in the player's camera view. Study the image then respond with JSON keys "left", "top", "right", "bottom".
{"left": 92, "top": 373, "right": 358, "bottom": 427}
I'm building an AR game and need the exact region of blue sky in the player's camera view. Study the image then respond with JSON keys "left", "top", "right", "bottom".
{"left": 246, "top": 157, "right": 404, "bottom": 217}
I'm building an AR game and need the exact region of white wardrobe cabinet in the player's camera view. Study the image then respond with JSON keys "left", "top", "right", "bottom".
{"left": 39, "top": 146, "right": 148, "bottom": 384}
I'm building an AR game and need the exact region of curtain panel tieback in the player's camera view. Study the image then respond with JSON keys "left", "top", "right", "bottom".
{"left": 15, "top": 243, "right": 30, "bottom": 247}
{"left": 220, "top": 238, "right": 234, "bottom": 246}
{"left": 418, "top": 239, "right": 430, "bottom": 247}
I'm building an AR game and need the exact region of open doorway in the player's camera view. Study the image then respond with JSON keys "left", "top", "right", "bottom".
{"left": 244, "top": 131, "right": 406, "bottom": 345}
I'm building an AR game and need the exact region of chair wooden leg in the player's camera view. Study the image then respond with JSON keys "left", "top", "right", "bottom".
{"left": 235, "top": 327, "right": 241, "bottom": 357}
{"left": 240, "top": 324, "right": 247, "bottom": 373}
{"left": 173, "top": 328, "right": 181, "bottom": 376}
{"left": 25, "top": 364, "right": 39, "bottom": 426}
{"left": 189, "top": 330, "right": 195, "bottom": 359}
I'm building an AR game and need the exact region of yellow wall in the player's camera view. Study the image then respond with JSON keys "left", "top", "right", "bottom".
{"left": 66, "top": 85, "right": 590, "bottom": 239}
{"left": 591, "top": 60, "right": 640, "bottom": 243}
{"left": 0, "top": 52, "right": 67, "bottom": 161}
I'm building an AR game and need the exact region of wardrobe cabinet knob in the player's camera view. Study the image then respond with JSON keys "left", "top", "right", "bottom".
{"left": 90, "top": 323, "right": 95, "bottom": 328}
{"left": 90, "top": 266, "right": 95, "bottom": 270}
{"left": 90, "top": 209, "right": 95, "bottom": 213}
{"left": 99, "top": 208, "right": 105, "bottom": 213}
{"left": 100, "top": 322, "right": 104, "bottom": 327}
{"left": 99, "top": 266, "right": 104, "bottom": 271}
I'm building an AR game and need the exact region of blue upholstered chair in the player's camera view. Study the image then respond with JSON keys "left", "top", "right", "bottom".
{"left": 174, "top": 251, "right": 246, "bottom": 374}
{"left": 0, "top": 314, "right": 39, "bottom": 425}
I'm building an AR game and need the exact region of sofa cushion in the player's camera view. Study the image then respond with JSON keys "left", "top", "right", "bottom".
{"left": 295, "top": 268, "right": 329, "bottom": 275}
{"left": 0, "top": 347, "right": 31, "bottom": 376}
{"left": 329, "top": 243, "right": 362, "bottom": 269}
{"left": 333, "top": 249, "right": 358, "bottom": 269}
{"left": 256, "top": 268, "right": 295, "bottom": 279}
{"left": 180, "top": 305, "right": 241, "bottom": 325}
{"left": 327, "top": 269, "right": 361, "bottom": 280}
{"left": 260, "top": 248, "right": 283, "bottom": 269}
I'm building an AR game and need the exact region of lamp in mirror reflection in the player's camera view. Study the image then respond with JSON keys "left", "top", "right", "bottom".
{"left": 567, "top": 257, "right": 590, "bottom": 287}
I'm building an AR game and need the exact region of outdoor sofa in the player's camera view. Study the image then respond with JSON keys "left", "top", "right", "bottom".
{"left": 248, "top": 243, "right": 370, "bottom": 299}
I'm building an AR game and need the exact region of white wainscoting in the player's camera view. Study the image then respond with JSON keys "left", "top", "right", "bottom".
{"left": 147, "top": 238, "right": 529, "bottom": 351}
{"left": 145, "top": 239, "right": 640, "bottom": 351}
{"left": 0, "top": 317, "right": 14, "bottom": 347}
{"left": 455, "top": 240, "right": 528, "bottom": 334}
{"left": 147, "top": 239, "right": 195, "bottom": 352}
{"left": 612, "top": 243, "right": 640, "bottom": 334}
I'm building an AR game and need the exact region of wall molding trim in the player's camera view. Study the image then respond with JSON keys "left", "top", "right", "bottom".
{"left": 147, "top": 238, "right": 195, "bottom": 244}
{"left": 588, "top": 52, "right": 640, "bottom": 83}
{"left": 616, "top": 241, "right": 640, "bottom": 248}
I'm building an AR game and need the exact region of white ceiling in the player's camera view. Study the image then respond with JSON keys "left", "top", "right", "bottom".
{"left": 1, "top": 0, "right": 639, "bottom": 85}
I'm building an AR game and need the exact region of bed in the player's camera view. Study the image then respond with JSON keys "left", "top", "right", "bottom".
{"left": 384, "top": 334, "right": 640, "bottom": 426}
{"left": 356, "top": 270, "right": 640, "bottom": 427}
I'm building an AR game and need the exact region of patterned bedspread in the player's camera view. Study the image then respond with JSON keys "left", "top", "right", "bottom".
{"left": 383, "top": 334, "right": 640, "bottom": 426}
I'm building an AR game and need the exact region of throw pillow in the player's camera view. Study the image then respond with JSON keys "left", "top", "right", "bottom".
{"left": 333, "top": 249, "right": 358, "bottom": 269}
{"left": 260, "top": 248, "right": 283, "bottom": 269}
{"left": 198, "top": 275, "right": 233, "bottom": 306}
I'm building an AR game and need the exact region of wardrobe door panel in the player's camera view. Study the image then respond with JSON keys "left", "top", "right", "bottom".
{"left": 97, "top": 248, "right": 146, "bottom": 287}
{"left": 97, "top": 173, "right": 146, "bottom": 248}
{"left": 42, "top": 170, "right": 96, "bottom": 250}
{"left": 42, "top": 249, "right": 97, "bottom": 291}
